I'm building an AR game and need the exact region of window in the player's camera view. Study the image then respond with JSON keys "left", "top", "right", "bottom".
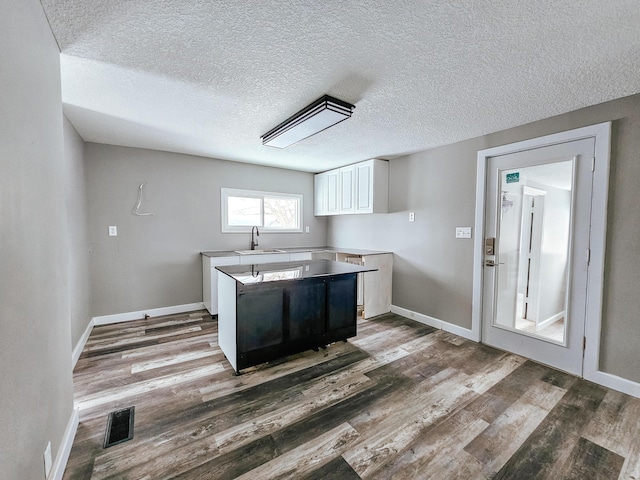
{"left": 221, "top": 188, "right": 303, "bottom": 233}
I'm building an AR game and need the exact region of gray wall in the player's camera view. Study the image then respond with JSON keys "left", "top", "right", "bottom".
{"left": 85, "top": 143, "right": 327, "bottom": 317}
{"left": 0, "top": 1, "right": 75, "bottom": 478}
{"left": 329, "top": 141, "right": 478, "bottom": 328}
{"left": 64, "top": 116, "right": 92, "bottom": 349}
{"left": 328, "top": 93, "right": 640, "bottom": 384}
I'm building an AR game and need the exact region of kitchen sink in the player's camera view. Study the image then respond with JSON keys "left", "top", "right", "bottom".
{"left": 234, "top": 249, "right": 286, "bottom": 255}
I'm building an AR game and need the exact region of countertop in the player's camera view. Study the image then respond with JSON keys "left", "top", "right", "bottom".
{"left": 201, "top": 246, "right": 392, "bottom": 258}
{"left": 216, "top": 259, "right": 377, "bottom": 285}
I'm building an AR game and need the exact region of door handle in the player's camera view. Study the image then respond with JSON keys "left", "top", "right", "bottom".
{"left": 484, "top": 260, "right": 504, "bottom": 267}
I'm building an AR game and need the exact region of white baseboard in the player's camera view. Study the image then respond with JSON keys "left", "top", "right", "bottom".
{"left": 50, "top": 407, "right": 79, "bottom": 480}
{"left": 92, "top": 302, "right": 205, "bottom": 326}
{"left": 73, "top": 303, "right": 206, "bottom": 367}
{"left": 72, "top": 319, "right": 94, "bottom": 368}
{"left": 537, "top": 311, "right": 564, "bottom": 331}
{"left": 391, "top": 306, "right": 640, "bottom": 399}
{"left": 391, "top": 305, "right": 479, "bottom": 341}
{"left": 585, "top": 368, "right": 640, "bottom": 399}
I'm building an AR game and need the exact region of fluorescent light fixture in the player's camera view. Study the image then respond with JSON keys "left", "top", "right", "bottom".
{"left": 261, "top": 95, "right": 355, "bottom": 148}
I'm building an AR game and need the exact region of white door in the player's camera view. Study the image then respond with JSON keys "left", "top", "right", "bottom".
{"left": 482, "top": 138, "right": 595, "bottom": 375}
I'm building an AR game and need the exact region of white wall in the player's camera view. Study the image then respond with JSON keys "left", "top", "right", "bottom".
{"left": 0, "top": 1, "right": 75, "bottom": 477}
{"left": 84, "top": 143, "right": 327, "bottom": 317}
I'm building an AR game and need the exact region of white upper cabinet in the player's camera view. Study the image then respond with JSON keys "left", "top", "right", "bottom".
{"left": 355, "top": 159, "right": 388, "bottom": 214}
{"left": 326, "top": 169, "right": 339, "bottom": 215}
{"left": 314, "top": 173, "right": 327, "bottom": 216}
{"left": 356, "top": 161, "right": 372, "bottom": 213}
{"left": 314, "top": 169, "right": 340, "bottom": 216}
{"left": 339, "top": 164, "right": 356, "bottom": 214}
{"left": 314, "top": 159, "right": 389, "bottom": 216}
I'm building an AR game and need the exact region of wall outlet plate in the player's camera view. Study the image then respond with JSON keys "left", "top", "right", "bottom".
{"left": 108, "top": 226, "right": 118, "bottom": 237}
{"left": 456, "top": 227, "right": 472, "bottom": 238}
{"left": 409, "top": 212, "right": 415, "bottom": 222}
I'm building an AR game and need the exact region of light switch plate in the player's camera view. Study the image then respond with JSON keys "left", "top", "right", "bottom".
{"left": 456, "top": 227, "right": 472, "bottom": 238}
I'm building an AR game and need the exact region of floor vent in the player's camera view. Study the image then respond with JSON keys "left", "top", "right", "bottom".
{"left": 103, "top": 406, "right": 135, "bottom": 448}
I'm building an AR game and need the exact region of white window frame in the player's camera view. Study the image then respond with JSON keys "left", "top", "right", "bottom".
{"left": 221, "top": 188, "right": 303, "bottom": 233}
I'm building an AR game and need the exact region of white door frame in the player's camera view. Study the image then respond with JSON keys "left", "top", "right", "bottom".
{"left": 471, "top": 122, "right": 612, "bottom": 386}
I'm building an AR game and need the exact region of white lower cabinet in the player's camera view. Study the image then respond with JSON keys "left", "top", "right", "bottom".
{"left": 316, "top": 251, "right": 393, "bottom": 319}
{"left": 202, "top": 255, "right": 240, "bottom": 315}
{"left": 339, "top": 252, "right": 392, "bottom": 319}
{"left": 203, "top": 251, "right": 312, "bottom": 315}
{"left": 238, "top": 253, "right": 289, "bottom": 265}
{"left": 288, "top": 252, "right": 313, "bottom": 261}
{"left": 361, "top": 254, "right": 393, "bottom": 318}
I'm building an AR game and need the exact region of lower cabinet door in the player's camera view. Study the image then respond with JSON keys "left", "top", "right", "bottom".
{"left": 327, "top": 274, "right": 357, "bottom": 331}
{"left": 288, "top": 280, "right": 325, "bottom": 340}
{"left": 236, "top": 288, "right": 283, "bottom": 352}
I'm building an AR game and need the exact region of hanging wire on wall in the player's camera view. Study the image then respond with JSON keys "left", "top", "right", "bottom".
{"left": 132, "top": 182, "right": 155, "bottom": 216}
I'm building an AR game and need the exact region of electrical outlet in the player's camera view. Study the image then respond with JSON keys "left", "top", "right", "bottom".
{"left": 108, "top": 226, "right": 118, "bottom": 237}
{"left": 409, "top": 212, "right": 415, "bottom": 222}
{"left": 44, "top": 441, "right": 52, "bottom": 478}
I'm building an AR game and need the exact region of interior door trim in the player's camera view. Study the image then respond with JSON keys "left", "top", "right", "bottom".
{"left": 472, "top": 122, "right": 611, "bottom": 383}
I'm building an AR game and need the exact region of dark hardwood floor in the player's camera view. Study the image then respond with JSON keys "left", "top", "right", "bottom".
{"left": 64, "top": 311, "right": 640, "bottom": 479}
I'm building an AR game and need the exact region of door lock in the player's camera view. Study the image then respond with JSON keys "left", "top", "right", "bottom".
{"left": 485, "top": 237, "right": 495, "bottom": 255}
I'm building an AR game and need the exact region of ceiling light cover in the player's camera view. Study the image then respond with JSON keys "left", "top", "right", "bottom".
{"left": 261, "top": 95, "right": 355, "bottom": 148}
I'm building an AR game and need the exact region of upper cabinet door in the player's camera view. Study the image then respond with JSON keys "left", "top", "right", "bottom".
{"left": 326, "top": 170, "right": 339, "bottom": 214}
{"left": 355, "top": 160, "right": 373, "bottom": 214}
{"left": 314, "top": 173, "right": 327, "bottom": 216}
{"left": 339, "top": 165, "right": 356, "bottom": 214}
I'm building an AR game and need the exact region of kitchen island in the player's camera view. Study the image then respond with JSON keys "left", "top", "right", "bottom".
{"left": 202, "top": 247, "right": 392, "bottom": 318}
{"left": 216, "top": 259, "right": 376, "bottom": 374}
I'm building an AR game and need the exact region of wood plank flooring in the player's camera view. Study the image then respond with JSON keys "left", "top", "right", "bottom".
{"left": 64, "top": 311, "right": 640, "bottom": 479}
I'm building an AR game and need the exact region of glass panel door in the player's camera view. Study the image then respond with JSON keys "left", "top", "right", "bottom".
{"left": 482, "top": 137, "right": 595, "bottom": 375}
{"left": 493, "top": 160, "right": 574, "bottom": 345}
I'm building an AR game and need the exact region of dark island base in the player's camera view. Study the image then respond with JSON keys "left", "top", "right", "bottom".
{"left": 220, "top": 270, "right": 360, "bottom": 375}
{"left": 235, "top": 325, "right": 356, "bottom": 374}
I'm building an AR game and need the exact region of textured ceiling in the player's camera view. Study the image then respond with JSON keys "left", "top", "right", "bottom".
{"left": 40, "top": 0, "right": 640, "bottom": 172}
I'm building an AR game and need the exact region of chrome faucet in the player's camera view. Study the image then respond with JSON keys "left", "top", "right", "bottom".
{"left": 250, "top": 226, "right": 260, "bottom": 250}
